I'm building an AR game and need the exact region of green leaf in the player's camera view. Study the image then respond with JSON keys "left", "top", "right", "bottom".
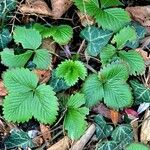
{"left": 32, "top": 23, "right": 46, "bottom": 34}
{"left": 112, "top": 26, "right": 137, "bottom": 49}
{"left": 56, "top": 60, "right": 87, "bottom": 86}
{"left": 111, "top": 124, "right": 134, "bottom": 149}
{"left": 82, "top": 74, "right": 104, "bottom": 107}
{"left": 126, "top": 143, "right": 150, "bottom": 150}
{"left": 33, "top": 49, "right": 51, "bottom": 69}
{"left": 95, "top": 8, "right": 131, "bottom": 32}
{"left": 80, "top": 26, "right": 112, "bottom": 56}
{"left": 42, "top": 25, "right": 73, "bottom": 45}
{"left": 1, "top": 48, "right": 33, "bottom": 68}
{"left": 130, "top": 80, "right": 150, "bottom": 105}
{"left": 94, "top": 115, "right": 113, "bottom": 140}
{"left": 64, "top": 93, "right": 89, "bottom": 139}
{"left": 13, "top": 26, "right": 42, "bottom": 49}
{"left": 100, "top": 44, "right": 117, "bottom": 65}
{"left": 97, "top": 141, "right": 118, "bottom": 150}
{"left": 3, "top": 68, "right": 59, "bottom": 124}
{"left": 100, "top": 0, "right": 123, "bottom": 9}
{"left": 118, "top": 50, "right": 145, "bottom": 75}
{"left": 4, "top": 129, "right": 35, "bottom": 149}
{"left": 0, "top": 28, "right": 12, "bottom": 49}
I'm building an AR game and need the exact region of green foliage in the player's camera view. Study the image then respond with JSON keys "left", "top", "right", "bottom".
{"left": 0, "top": 28, "right": 12, "bottom": 49}
{"left": 56, "top": 60, "right": 87, "bottom": 86}
{"left": 74, "top": 0, "right": 130, "bottom": 31}
{"left": 94, "top": 115, "right": 113, "bottom": 140}
{"left": 4, "top": 129, "right": 35, "bottom": 149}
{"left": 126, "top": 143, "right": 150, "bottom": 150}
{"left": 3, "top": 68, "right": 59, "bottom": 124}
{"left": 80, "top": 26, "right": 113, "bottom": 56}
{"left": 130, "top": 80, "right": 150, "bottom": 105}
{"left": 97, "top": 141, "right": 118, "bottom": 150}
{"left": 64, "top": 93, "right": 89, "bottom": 139}
{"left": 83, "top": 62, "right": 133, "bottom": 109}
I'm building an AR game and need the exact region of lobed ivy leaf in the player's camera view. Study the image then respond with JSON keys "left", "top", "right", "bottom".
{"left": 80, "top": 26, "right": 112, "bottom": 56}
{"left": 97, "top": 141, "right": 118, "bottom": 150}
{"left": 126, "top": 143, "right": 150, "bottom": 150}
{"left": 64, "top": 93, "right": 89, "bottom": 139}
{"left": 1, "top": 48, "right": 33, "bottom": 68}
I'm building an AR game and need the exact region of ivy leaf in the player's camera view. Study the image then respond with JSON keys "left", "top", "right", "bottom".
{"left": 4, "top": 129, "right": 35, "bottom": 149}
{"left": 82, "top": 74, "right": 104, "bottom": 107}
{"left": 0, "top": 28, "right": 12, "bottom": 49}
{"left": 13, "top": 26, "right": 42, "bottom": 49}
{"left": 64, "top": 93, "right": 89, "bottom": 139}
{"left": 42, "top": 25, "right": 73, "bottom": 45}
{"left": 94, "top": 115, "right": 113, "bottom": 140}
{"left": 111, "top": 124, "right": 134, "bottom": 149}
{"left": 97, "top": 141, "right": 118, "bottom": 150}
{"left": 130, "top": 80, "right": 150, "bottom": 105}
{"left": 56, "top": 60, "right": 87, "bottom": 86}
{"left": 112, "top": 26, "right": 137, "bottom": 49}
{"left": 95, "top": 8, "right": 131, "bottom": 32}
{"left": 118, "top": 50, "right": 145, "bottom": 75}
{"left": 1, "top": 48, "right": 33, "bottom": 68}
{"left": 126, "top": 143, "right": 150, "bottom": 150}
{"left": 33, "top": 49, "right": 51, "bottom": 69}
{"left": 80, "top": 26, "right": 112, "bottom": 56}
{"left": 100, "top": 0, "right": 123, "bottom": 9}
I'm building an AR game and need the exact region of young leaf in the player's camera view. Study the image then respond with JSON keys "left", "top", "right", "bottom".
{"left": 100, "top": 0, "right": 123, "bottom": 9}
{"left": 1, "top": 48, "right": 33, "bottom": 68}
{"left": 80, "top": 26, "right": 112, "bottom": 56}
{"left": 64, "top": 93, "right": 89, "bottom": 139}
{"left": 42, "top": 25, "right": 73, "bottom": 45}
{"left": 13, "top": 26, "right": 42, "bottom": 49}
{"left": 126, "top": 143, "right": 150, "bottom": 150}
{"left": 4, "top": 129, "right": 35, "bottom": 149}
{"left": 32, "top": 49, "right": 51, "bottom": 69}
{"left": 112, "top": 26, "right": 137, "bottom": 49}
{"left": 56, "top": 60, "right": 87, "bottom": 86}
{"left": 97, "top": 141, "right": 118, "bottom": 150}
{"left": 118, "top": 50, "right": 145, "bottom": 75}
{"left": 0, "top": 28, "right": 12, "bottom": 49}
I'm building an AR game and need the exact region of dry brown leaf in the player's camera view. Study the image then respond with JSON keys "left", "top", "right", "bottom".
{"left": 20, "top": 0, "right": 52, "bottom": 16}
{"left": 40, "top": 124, "right": 51, "bottom": 141}
{"left": 110, "top": 110, "right": 119, "bottom": 126}
{"left": 0, "top": 80, "right": 7, "bottom": 96}
{"left": 51, "top": 0, "right": 73, "bottom": 19}
{"left": 126, "top": 6, "right": 150, "bottom": 27}
{"left": 140, "top": 109, "right": 150, "bottom": 144}
{"left": 131, "top": 118, "right": 139, "bottom": 142}
{"left": 136, "top": 48, "right": 150, "bottom": 62}
{"left": 47, "top": 136, "right": 71, "bottom": 150}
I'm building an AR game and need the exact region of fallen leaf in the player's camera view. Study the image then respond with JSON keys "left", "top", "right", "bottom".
{"left": 47, "top": 136, "right": 71, "bottom": 150}
{"left": 110, "top": 109, "right": 119, "bottom": 126}
{"left": 131, "top": 118, "right": 139, "bottom": 142}
{"left": 140, "top": 109, "right": 150, "bottom": 144}
{"left": 0, "top": 80, "right": 7, "bottom": 96}
{"left": 125, "top": 108, "right": 139, "bottom": 120}
{"left": 126, "top": 6, "right": 150, "bottom": 27}
{"left": 137, "top": 103, "right": 150, "bottom": 114}
{"left": 40, "top": 124, "right": 51, "bottom": 141}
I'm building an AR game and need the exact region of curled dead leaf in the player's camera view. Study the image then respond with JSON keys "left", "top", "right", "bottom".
{"left": 0, "top": 80, "right": 7, "bottom": 96}
{"left": 40, "top": 124, "right": 51, "bottom": 141}
{"left": 110, "top": 109, "right": 119, "bottom": 126}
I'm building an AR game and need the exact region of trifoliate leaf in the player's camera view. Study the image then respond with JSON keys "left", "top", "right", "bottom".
{"left": 3, "top": 68, "right": 58, "bottom": 124}
{"left": 82, "top": 74, "right": 104, "bottom": 107}
{"left": 130, "top": 80, "right": 150, "bottom": 105}
{"left": 13, "top": 26, "right": 42, "bottom": 49}
{"left": 4, "top": 129, "right": 35, "bottom": 149}
{"left": 0, "top": 28, "right": 12, "bottom": 49}
{"left": 126, "top": 143, "right": 150, "bottom": 150}
{"left": 1, "top": 48, "right": 33, "bottom": 68}
{"left": 100, "top": 44, "right": 117, "bottom": 65}
{"left": 94, "top": 115, "right": 113, "bottom": 140}
{"left": 97, "top": 141, "right": 118, "bottom": 150}
{"left": 32, "top": 49, "right": 51, "bottom": 69}
{"left": 118, "top": 50, "right": 145, "bottom": 75}
{"left": 112, "top": 26, "right": 137, "bottom": 49}
{"left": 111, "top": 124, "right": 134, "bottom": 149}
{"left": 64, "top": 93, "right": 89, "bottom": 139}
{"left": 80, "top": 26, "right": 112, "bottom": 56}
{"left": 56, "top": 60, "right": 87, "bottom": 86}
{"left": 95, "top": 8, "right": 131, "bottom": 32}
{"left": 100, "top": 0, "right": 123, "bottom": 9}
{"left": 42, "top": 25, "right": 73, "bottom": 45}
